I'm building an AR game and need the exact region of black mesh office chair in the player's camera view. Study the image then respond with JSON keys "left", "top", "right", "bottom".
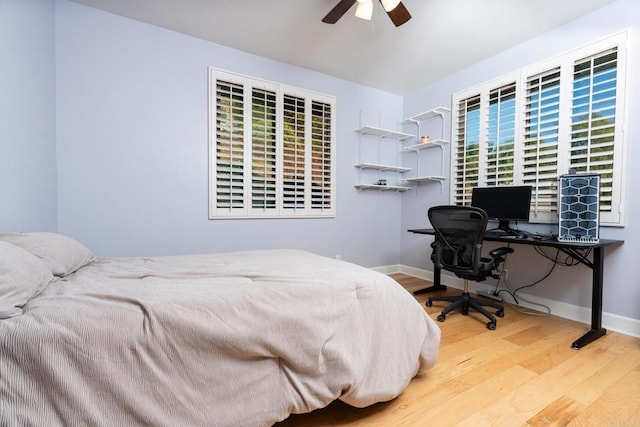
{"left": 426, "top": 205, "right": 513, "bottom": 330}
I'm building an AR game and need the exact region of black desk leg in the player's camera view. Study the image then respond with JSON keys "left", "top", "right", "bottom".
{"left": 413, "top": 265, "right": 447, "bottom": 295}
{"left": 571, "top": 247, "right": 606, "bottom": 349}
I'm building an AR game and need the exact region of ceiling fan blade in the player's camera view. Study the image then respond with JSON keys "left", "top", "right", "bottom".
{"left": 382, "top": 1, "right": 412, "bottom": 27}
{"left": 322, "top": 0, "right": 358, "bottom": 24}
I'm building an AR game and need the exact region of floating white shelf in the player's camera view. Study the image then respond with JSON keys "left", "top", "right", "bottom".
{"left": 404, "top": 106, "right": 451, "bottom": 123}
{"left": 355, "top": 108, "right": 450, "bottom": 194}
{"left": 405, "top": 176, "right": 446, "bottom": 183}
{"left": 354, "top": 163, "right": 411, "bottom": 173}
{"left": 403, "top": 107, "right": 450, "bottom": 194}
{"left": 354, "top": 184, "right": 410, "bottom": 192}
{"left": 405, "top": 139, "right": 449, "bottom": 151}
{"left": 355, "top": 126, "right": 412, "bottom": 140}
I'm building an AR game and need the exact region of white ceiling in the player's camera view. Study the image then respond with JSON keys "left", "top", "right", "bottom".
{"left": 70, "top": 0, "right": 617, "bottom": 95}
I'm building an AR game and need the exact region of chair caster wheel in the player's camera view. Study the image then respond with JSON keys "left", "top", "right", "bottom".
{"left": 496, "top": 309, "right": 504, "bottom": 317}
{"left": 426, "top": 299, "right": 433, "bottom": 307}
{"left": 436, "top": 314, "right": 446, "bottom": 322}
{"left": 487, "top": 321, "right": 496, "bottom": 330}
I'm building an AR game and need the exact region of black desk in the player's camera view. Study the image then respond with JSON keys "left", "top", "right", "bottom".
{"left": 408, "top": 228, "right": 624, "bottom": 349}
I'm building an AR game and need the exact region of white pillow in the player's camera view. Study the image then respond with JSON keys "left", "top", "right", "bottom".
{"left": 0, "top": 232, "right": 95, "bottom": 277}
{"left": 0, "top": 241, "right": 54, "bottom": 318}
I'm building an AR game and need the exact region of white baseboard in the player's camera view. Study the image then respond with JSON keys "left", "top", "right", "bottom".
{"left": 372, "top": 264, "right": 640, "bottom": 339}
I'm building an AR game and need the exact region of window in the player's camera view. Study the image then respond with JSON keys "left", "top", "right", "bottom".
{"left": 451, "top": 32, "right": 627, "bottom": 226}
{"left": 209, "top": 69, "right": 336, "bottom": 219}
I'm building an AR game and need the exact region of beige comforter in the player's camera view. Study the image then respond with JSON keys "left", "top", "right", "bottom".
{"left": 0, "top": 249, "right": 440, "bottom": 426}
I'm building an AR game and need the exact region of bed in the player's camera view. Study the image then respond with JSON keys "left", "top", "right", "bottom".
{"left": 0, "top": 232, "right": 440, "bottom": 426}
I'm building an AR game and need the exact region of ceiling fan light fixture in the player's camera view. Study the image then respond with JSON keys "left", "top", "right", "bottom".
{"left": 355, "top": 0, "right": 373, "bottom": 20}
{"left": 322, "top": 0, "right": 410, "bottom": 27}
{"left": 380, "top": 0, "right": 401, "bottom": 12}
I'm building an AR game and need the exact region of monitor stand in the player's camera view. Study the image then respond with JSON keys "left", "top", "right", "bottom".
{"left": 489, "top": 220, "right": 518, "bottom": 236}
{"left": 498, "top": 220, "right": 518, "bottom": 236}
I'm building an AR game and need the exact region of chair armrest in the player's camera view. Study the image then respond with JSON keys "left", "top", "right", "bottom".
{"left": 488, "top": 247, "right": 514, "bottom": 259}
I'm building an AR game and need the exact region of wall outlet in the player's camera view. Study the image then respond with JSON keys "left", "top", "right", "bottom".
{"left": 335, "top": 254, "right": 341, "bottom": 260}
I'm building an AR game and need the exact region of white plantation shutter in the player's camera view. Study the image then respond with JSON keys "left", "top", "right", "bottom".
{"left": 251, "top": 88, "right": 277, "bottom": 212}
{"left": 282, "top": 94, "right": 306, "bottom": 210}
{"left": 570, "top": 48, "right": 618, "bottom": 216}
{"left": 209, "top": 69, "right": 336, "bottom": 218}
{"left": 523, "top": 68, "right": 561, "bottom": 219}
{"left": 453, "top": 95, "right": 481, "bottom": 206}
{"left": 451, "top": 32, "right": 627, "bottom": 226}
{"left": 310, "top": 100, "right": 333, "bottom": 211}
{"left": 215, "top": 79, "right": 245, "bottom": 210}
{"left": 486, "top": 83, "right": 516, "bottom": 186}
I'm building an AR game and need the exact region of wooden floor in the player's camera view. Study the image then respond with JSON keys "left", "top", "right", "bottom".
{"left": 277, "top": 274, "right": 640, "bottom": 426}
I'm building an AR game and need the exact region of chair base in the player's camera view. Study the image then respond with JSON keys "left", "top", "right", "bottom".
{"left": 427, "top": 291, "right": 504, "bottom": 330}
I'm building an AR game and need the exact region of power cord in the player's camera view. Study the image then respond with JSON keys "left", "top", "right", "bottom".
{"left": 484, "top": 244, "right": 554, "bottom": 316}
{"left": 484, "top": 242, "right": 590, "bottom": 316}
{"left": 509, "top": 247, "right": 560, "bottom": 297}
{"left": 534, "top": 244, "right": 591, "bottom": 266}
{"left": 503, "top": 245, "right": 595, "bottom": 315}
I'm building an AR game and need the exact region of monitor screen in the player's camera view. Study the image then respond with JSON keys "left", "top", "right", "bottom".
{"left": 471, "top": 186, "right": 532, "bottom": 227}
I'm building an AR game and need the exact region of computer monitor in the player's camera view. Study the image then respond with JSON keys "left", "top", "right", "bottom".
{"left": 471, "top": 185, "right": 532, "bottom": 233}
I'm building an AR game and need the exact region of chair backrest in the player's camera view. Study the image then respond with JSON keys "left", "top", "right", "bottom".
{"left": 428, "top": 205, "right": 488, "bottom": 278}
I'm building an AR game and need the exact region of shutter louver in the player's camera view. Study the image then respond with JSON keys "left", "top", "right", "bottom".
{"left": 453, "top": 95, "right": 481, "bottom": 206}
{"left": 282, "top": 95, "right": 306, "bottom": 210}
{"left": 310, "top": 100, "right": 333, "bottom": 210}
{"left": 486, "top": 83, "right": 516, "bottom": 186}
{"left": 215, "top": 80, "right": 244, "bottom": 209}
{"left": 251, "top": 88, "right": 277, "bottom": 211}
{"left": 523, "top": 68, "right": 561, "bottom": 217}
{"left": 571, "top": 48, "right": 617, "bottom": 213}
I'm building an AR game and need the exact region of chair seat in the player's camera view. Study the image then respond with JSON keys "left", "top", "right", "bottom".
{"left": 456, "top": 257, "right": 496, "bottom": 281}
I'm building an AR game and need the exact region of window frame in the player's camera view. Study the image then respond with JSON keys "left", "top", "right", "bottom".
{"left": 208, "top": 68, "right": 336, "bottom": 219}
{"left": 450, "top": 31, "right": 628, "bottom": 227}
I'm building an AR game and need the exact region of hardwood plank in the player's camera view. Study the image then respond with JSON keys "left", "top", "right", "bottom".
{"left": 527, "top": 395, "right": 584, "bottom": 426}
{"left": 566, "top": 346, "right": 640, "bottom": 405}
{"left": 455, "top": 337, "right": 619, "bottom": 425}
{"left": 276, "top": 275, "right": 640, "bottom": 426}
{"left": 400, "top": 365, "right": 538, "bottom": 425}
{"left": 566, "top": 365, "right": 640, "bottom": 426}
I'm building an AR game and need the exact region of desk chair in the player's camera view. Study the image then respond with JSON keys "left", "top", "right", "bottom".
{"left": 426, "top": 206, "right": 513, "bottom": 330}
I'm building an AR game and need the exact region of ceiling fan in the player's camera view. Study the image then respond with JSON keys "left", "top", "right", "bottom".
{"left": 322, "top": 0, "right": 412, "bottom": 27}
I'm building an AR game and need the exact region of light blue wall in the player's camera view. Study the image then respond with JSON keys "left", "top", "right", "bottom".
{"left": 0, "top": 0, "right": 57, "bottom": 231}
{"left": 55, "top": 0, "right": 405, "bottom": 266}
{"left": 401, "top": 0, "right": 640, "bottom": 321}
{"left": 7, "top": 0, "right": 637, "bottom": 322}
